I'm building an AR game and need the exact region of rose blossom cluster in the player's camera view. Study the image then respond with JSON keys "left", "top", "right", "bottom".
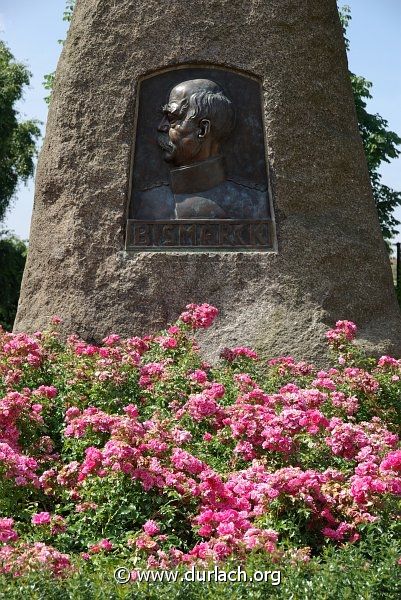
{"left": 64, "top": 406, "right": 122, "bottom": 438}
{"left": 176, "top": 382, "right": 226, "bottom": 423}
{"left": 0, "top": 518, "right": 18, "bottom": 543}
{"left": 0, "top": 389, "right": 45, "bottom": 450}
{"left": 0, "top": 308, "right": 400, "bottom": 578}
{"left": 0, "top": 542, "right": 71, "bottom": 578}
{"left": 267, "top": 356, "right": 316, "bottom": 378}
{"left": 0, "top": 442, "right": 39, "bottom": 487}
{"left": 138, "top": 360, "right": 174, "bottom": 389}
{"left": 1, "top": 332, "right": 43, "bottom": 371}
{"left": 178, "top": 303, "right": 219, "bottom": 329}
{"left": 326, "top": 320, "right": 357, "bottom": 346}
{"left": 220, "top": 347, "right": 258, "bottom": 361}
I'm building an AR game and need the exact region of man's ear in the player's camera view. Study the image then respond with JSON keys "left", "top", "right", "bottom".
{"left": 198, "top": 119, "right": 211, "bottom": 138}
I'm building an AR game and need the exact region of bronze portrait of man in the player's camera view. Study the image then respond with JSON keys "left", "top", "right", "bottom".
{"left": 135, "top": 79, "right": 268, "bottom": 220}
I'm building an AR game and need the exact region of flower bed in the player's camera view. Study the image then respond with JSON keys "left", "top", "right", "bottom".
{"left": 0, "top": 305, "right": 400, "bottom": 597}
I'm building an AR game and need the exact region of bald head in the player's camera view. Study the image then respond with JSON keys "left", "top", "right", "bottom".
{"left": 157, "top": 78, "right": 235, "bottom": 166}
{"left": 169, "top": 79, "right": 235, "bottom": 143}
{"left": 171, "top": 78, "right": 223, "bottom": 99}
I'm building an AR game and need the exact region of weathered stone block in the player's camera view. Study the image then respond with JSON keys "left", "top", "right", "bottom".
{"left": 15, "top": 0, "right": 401, "bottom": 363}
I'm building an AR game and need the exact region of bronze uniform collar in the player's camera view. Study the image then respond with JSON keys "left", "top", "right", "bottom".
{"left": 170, "top": 155, "right": 226, "bottom": 195}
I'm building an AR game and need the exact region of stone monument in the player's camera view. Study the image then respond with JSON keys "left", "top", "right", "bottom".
{"left": 14, "top": 0, "right": 401, "bottom": 363}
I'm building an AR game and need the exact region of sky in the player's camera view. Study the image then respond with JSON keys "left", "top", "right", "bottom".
{"left": 1, "top": 0, "right": 401, "bottom": 245}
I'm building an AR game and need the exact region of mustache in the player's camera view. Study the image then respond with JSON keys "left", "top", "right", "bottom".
{"left": 157, "top": 134, "right": 174, "bottom": 152}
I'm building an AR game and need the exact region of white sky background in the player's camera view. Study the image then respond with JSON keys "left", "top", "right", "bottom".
{"left": 1, "top": 0, "right": 401, "bottom": 244}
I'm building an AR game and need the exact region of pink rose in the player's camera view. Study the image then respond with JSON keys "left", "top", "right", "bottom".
{"left": 31, "top": 512, "right": 51, "bottom": 526}
{"left": 143, "top": 520, "right": 160, "bottom": 536}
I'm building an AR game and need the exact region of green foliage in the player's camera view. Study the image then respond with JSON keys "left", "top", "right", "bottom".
{"left": 339, "top": 5, "right": 401, "bottom": 245}
{"left": 43, "top": 73, "right": 55, "bottom": 103}
{"left": 44, "top": 1, "right": 76, "bottom": 104}
{"left": 1, "top": 528, "right": 400, "bottom": 599}
{"left": 0, "top": 41, "right": 40, "bottom": 222}
{"left": 63, "top": 1, "right": 76, "bottom": 22}
{"left": 0, "top": 232, "right": 27, "bottom": 331}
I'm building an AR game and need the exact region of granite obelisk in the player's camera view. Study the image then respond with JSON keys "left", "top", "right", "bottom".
{"left": 15, "top": 0, "right": 401, "bottom": 362}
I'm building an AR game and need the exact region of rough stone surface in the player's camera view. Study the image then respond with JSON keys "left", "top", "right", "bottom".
{"left": 15, "top": 0, "right": 401, "bottom": 364}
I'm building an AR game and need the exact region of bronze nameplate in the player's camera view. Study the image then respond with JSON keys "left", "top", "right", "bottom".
{"left": 126, "top": 220, "right": 273, "bottom": 250}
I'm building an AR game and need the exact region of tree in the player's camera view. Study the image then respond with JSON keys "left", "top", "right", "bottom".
{"left": 0, "top": 41, "right": 40, "bottom": 222}
{"left": 0, "top": 232, "right": 27, "bottom": 331}
{"left": 340, "top": 5, "right": 401, "bottom": 247}
{"left": 0, "top": 41, "right": 40, "bottom": 329}
{"left": 44, "top": 1, "right": 76, "bottom": 104}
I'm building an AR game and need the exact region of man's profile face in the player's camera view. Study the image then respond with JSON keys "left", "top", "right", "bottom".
{"left": 157, "top": 83, "right": 206, "bottom": 167}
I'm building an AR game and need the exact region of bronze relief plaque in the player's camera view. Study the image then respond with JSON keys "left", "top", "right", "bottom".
{"left": 126, "top": 67, "right": 274, "bottom": 250}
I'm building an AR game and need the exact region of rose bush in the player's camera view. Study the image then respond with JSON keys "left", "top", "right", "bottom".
{"left": 0, "top": 303, "right": 400, "bottom": 596}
